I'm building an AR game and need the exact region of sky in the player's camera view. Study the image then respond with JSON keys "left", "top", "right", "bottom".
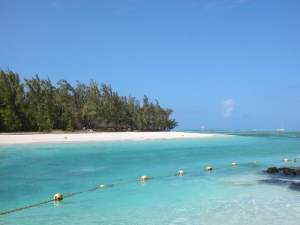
{"left": 1, "top": 0, "right": 300, "bottom": 130}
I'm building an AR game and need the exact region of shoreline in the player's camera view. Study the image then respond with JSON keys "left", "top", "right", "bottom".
{"left": 0, "top": 131, "right": 221, "bottom": 145}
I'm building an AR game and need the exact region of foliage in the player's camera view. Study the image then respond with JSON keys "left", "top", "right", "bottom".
{"left": 0, "top": 70, "right": 177, "bottom": 132}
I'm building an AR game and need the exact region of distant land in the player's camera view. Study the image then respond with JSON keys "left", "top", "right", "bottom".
{"left": 0, "top": 70, "right": 177, "bottom": 132}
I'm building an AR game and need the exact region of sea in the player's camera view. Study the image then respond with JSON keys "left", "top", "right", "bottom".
{"left": 1, "top": 131, "right": 300, "bottom": 225}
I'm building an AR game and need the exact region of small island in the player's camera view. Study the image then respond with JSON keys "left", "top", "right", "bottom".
{"left": 0, "top": 70, "right": 177, "bottom": 132}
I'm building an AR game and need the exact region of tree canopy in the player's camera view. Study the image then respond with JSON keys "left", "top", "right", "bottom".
{"left": 0, "top": 70, "right": 177, "bottom": 132}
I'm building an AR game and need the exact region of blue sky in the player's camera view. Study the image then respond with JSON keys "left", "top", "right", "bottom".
{"left": 1, "top": 0, "right": 300, "bottom": 130}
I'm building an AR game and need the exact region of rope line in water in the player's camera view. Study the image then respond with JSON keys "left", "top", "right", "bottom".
{"left": 1, "top": 158, "right": 299, "bottom": 216}
{"left": 0, "top": 199, "right": 54, "bottom": 216}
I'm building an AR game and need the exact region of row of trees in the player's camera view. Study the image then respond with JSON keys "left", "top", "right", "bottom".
{"left": 0, "top": 70, "right": 177, "bottom": 132}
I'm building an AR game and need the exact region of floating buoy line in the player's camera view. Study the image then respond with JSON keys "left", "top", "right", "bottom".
{"left": 1, "top": 157, "right": 299, "bottom": 216}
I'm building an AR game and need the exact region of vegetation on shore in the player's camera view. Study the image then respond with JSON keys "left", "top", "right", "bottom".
{"left": 0, "top": 70, "right": 177, "bottom": 132}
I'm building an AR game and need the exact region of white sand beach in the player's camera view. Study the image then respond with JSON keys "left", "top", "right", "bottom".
{"left": 0, "top": 132, "right": 219, "bottom": 145}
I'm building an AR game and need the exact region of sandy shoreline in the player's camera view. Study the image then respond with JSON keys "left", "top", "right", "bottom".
{"left": 0, "top": 131, "right": 220, "bottom": 145}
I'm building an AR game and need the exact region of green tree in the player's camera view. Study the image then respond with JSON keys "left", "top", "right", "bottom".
{"left": 0, "top": 70, "right": 25, "bottom": 132}
{"left": 55, "top": 80, "right": 76, "bottom": 131}
{"left": 25, "top": 75, "right": 56, "bottom": 131}
{"left": 0, "top": 70, "right": 178, "bottom": 132}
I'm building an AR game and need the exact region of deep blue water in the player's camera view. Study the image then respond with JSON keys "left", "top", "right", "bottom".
{"left": 1, "top": 133, "right": 300, "bottom": 225}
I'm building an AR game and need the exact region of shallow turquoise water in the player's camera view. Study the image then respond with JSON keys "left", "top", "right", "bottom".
{"left": 1, "top": 134, "right": 300, "bottom": 225}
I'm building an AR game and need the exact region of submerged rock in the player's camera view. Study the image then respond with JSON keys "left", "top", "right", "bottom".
{"left": 260, "top": 178, "right": 300, "bottom": 192}
{"left": 289, "top": 182, "right": 300, "bottom": 191}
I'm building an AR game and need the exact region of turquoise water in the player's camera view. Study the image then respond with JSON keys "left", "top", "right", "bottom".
{"left": 1, "top": 134, "right": 300, "bottom": 225}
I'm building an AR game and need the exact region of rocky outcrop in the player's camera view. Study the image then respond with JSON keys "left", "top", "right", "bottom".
{"left": 263, "top": 166, "right": 300, "bottom": 192}
{"left": 266, "top": 167, "right": 279, "bottom": 173}
{"left": 266, "top": 167, "right": 300, "bottom": 176}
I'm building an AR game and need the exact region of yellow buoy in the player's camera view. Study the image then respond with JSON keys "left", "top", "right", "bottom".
{"left": 206, "top": 166, "right": 213, "bottom": 171}
{"left": 283, "top": 158, "right": 289, "bottom": 163}
{"left": 176, "top": 169, "right": 185, "bottom": 176}
{"left": 98, "top": 184, "right": 114, "bottom": 189}
{"left": 231, "top": 162, "right": 237, "bottom": 167}
{"left": 139, "top": 175, "right": 150, "bottom": 182}
{"left": 53, "top": 193, "right": 63, "bottom": 201}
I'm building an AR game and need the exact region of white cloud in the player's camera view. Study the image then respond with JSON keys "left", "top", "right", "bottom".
{"left": 222, "top": 99, "right": 236, "bottom": 117}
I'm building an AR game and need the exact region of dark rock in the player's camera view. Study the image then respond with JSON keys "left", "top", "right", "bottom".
{"left": 265, "top": 167, "right": 300, "bottom": 176}
{"left": 263, "top": 167, "right": 300, "bottom": 192}
{"left": 280, "top": 168, "right": 296, "bottom": 175}
{"left": 266, "top": 167, "right": 279, "bottom": 174}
